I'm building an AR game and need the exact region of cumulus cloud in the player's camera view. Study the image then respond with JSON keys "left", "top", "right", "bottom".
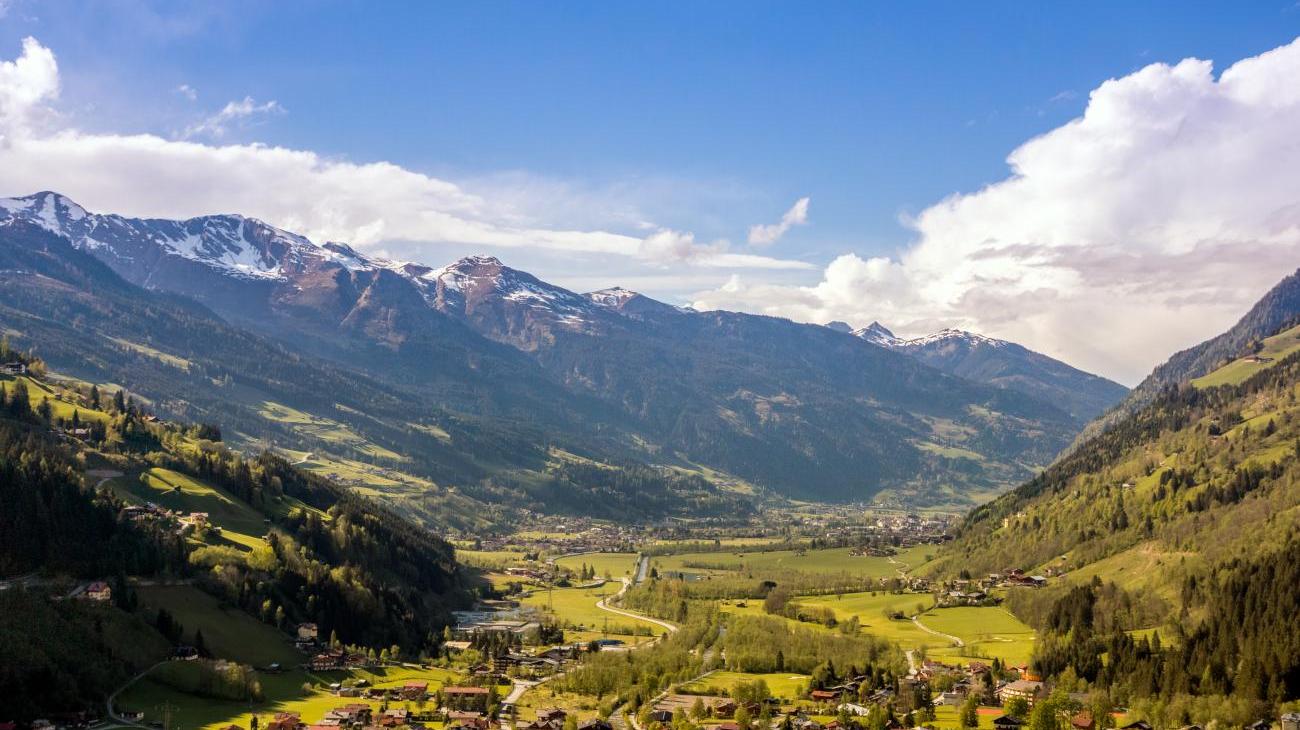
{"left": 698, "top": 36, "right": 1300, "bottom": 384}
{"left": 174, "top": 84, "right": 197, "bottom": 101}
{"left": 0, "top": 36, "right": 58, "bottom": 138}
{"left": 747, "top": 196, "right": 809, "bottom": 246}
{"left": 0, "top": 37, "right": 810, "bottom": 272}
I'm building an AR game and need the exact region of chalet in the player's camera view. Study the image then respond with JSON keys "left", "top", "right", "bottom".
{"left": 1, "top": 362, "right": 27, "bottom": 375}
{"left": 996, "top": 680, "right": 1043, "bottom": 706}
{"left": 402, "top": 681, "right": 429, "bottom": 700}
{"left": 443, "top": 641, "right": 472, "bottom": 652}
{"left": 578, "top": 721, "right": 613, "bottom": 730}
{"left": 809, "top": 690, "right": 840, "bottom": 703}
{"left": 85, "top": 581, "right": 112, "bottom": 602}
{"left": 1070, "top": 711, "right": 1095, "bottom": 730}
{"left": 647, "top": 710, "right": 674, "bottom": 724}
{"left": 838, "top": 704, "right": 872, "bottom": 717}
{"left": 537, "top": 709, "right": 567, "bottom": 724}
{"left": 440, "top": 687, "right": 490, "bottom": 713}
{"left": 993, "top": 718, "right": 1025, "bottom": 730}
{"left": 297, "top": 623, "right": 319, "bottom": 642}
{"left": 310, "top": 650, "right": 346, "bottom": 671}
{"left": 266, "top": 713, "right": 303, "bottom": 730}
{"left": 1281, "top": 714, "right": 1300, "bottom": 730}
{"left": 1119, "top": 722, "right": 1152, "bottom": 730}
{"left": 380, "top": 709, "right": 409, "bottom": 727}
{"left": 935, "top": 692, "right": 964, "bottom": 706}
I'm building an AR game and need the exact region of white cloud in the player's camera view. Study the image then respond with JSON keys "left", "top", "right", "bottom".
{"left": 698, "top": 37, "right": 1300, "bottom": 384}
{"left": 0, "top": 37, "right": 810, "bottom": 272}
{"left": 747, "top": 196, "right": 809, "bottom": 246}
{"left": 0, "top": 37, "right": 58, "bottom": 138}
{"left": 181, "top": 95, "right": 283, "bottom": 139}
{"left": 175, "top": 84, "right": 197, "bottom": 101}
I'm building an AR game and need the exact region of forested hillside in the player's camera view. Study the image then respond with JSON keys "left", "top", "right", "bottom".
{"left": 0, "top": 344, "right": 474, "bottom": 720}
{"left": 929, "top": 337, "right": 1300, "bottom": 723}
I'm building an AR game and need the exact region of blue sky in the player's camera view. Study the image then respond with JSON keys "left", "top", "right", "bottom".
{"left": 3, "top": 2, "right": 1300, "bottom": 381}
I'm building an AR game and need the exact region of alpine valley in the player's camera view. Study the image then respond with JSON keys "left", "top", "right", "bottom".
{"left": 0, "top": 192, "right": 1126, "bottom": 517}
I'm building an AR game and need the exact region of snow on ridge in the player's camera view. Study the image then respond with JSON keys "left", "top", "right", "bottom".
{"left": 897, "top": 328, "right": 1008, "bottom": 349}
{"left": 586, "top": 286, "right": 639, "bottom": 308}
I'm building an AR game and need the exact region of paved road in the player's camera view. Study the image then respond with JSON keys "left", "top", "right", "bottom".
{"left": 634, "top": 554, "right": 650, "bottom": 584}
{"left": 106, "top": 660, "right": 168, "bottom": 728}
{"left": 595, "top": 578, "right": 678, "bottom": 635}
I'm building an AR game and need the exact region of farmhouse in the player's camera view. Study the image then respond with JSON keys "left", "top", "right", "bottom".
{"left": 401, "top": 681, "right": 429, "bottom": 700}
{"left": 440, "top": 686, "right": 490, "bottom": 713}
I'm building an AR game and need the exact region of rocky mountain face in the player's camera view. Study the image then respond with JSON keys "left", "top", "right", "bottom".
{"left": 847, "top": 322, "right": 1128, "bottom": 424}
{"left": 0, "top": 192, "right": 1097, "bottom": 504}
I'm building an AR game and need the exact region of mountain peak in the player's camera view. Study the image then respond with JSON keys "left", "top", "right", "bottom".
{"left": 0, "top": 191, "right": 90, "bottom": 231}
{"left": 586, "top": 286, "right": 640, "bottom": 308}
{"left": 852, "top": 320, "right": 901, "bottom": 347}
{"left": 824, "top": 320, "right": 854, "bottom": 333}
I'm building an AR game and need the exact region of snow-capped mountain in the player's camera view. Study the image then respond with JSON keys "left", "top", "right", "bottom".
{"left": 852, "top": 321, "right": 903, "bottom": 348}
{"left": 0, "top": 191, "right": 1101, "bottom": 502}
{"left": 843, "top": 319, "right": 1126, "bottom": 422}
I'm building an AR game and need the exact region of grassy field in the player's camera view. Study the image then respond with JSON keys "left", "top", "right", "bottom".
{"left": 1, "top": 374, "right": 113, "bottom": 424}
{"left": 1192, "top": 323, "right": 1300, "bottom": 388}
{"left": 136, "top": 585, "right": 302, "bottom": 666}
{"left": 519, "top": 583, "right": 657, "bottom": 636}
{"left": 920, "top": 606, "right": 1036, "bottom": 665}
{"left": 108, "top": 467, "right": 271, "bottom": 551}
{"left": 118, "top": 664, "right": 460, "bottom": 730}
{"left": 458, "top": 549, "right": 533, "bottom": 569}
{"left": 679, "top": 671, "right": 810, "bottom": 700}
{"left": 513, "top": 683, "right": 603, "bottom": 722}
{"left": 554, "top": 552, "right": 639, "bottom": 579}
{"left": 258, "top": 400, "right": 404, "bottom": 461}
{"left": 651, "top": 545, "right": 931, "bottom": 579}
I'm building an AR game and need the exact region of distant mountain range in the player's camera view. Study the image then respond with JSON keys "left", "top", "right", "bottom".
{"left": 839, "top": 321, "right": 1129, "bottom": 423}
{"left": 0, "top": 192, "right": 1127, "bottom": 508}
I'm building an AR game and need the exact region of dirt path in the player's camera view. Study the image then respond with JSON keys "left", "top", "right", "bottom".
{"left": 911, "top": 615, "right": 964, "bottom": 647}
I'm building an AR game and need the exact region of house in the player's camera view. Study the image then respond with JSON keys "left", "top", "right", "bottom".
{"left": 1281, "top": 713, "right": 1300, "bottom": 730}
{"left": 85, "top": 581, "right": 112, "bottom": 602}
{"left": 996, "top": 680, "right": 1043, "bottom": 706}
{"left": 935, "top": 692, "right": 964, "bottom": 706}
{"left": 297, "top": 623, "right": 319, "bottom": 642}
{"left": 647, "top": 710, "right": 674, "bottom": 724}
{"left": 993, "top": 718, "right": 1025, "bottom": 730}
{"left": 578, "top": 721, "right": 613, "bottom": 730}
{"left": 713, "top": 700, "right": 737, "bottom": 718}
{"left": 838, "top": 704, "right": 872, "bottom": 717}
{"left": 266, "top": 713, "right": 302, "bottom": 730}
{"left": 1, "top": 361, "right": 27, "bottom": 375}
{"left": 440, "top": 687, "right": 490, "bottom": 713}
{"left": 537, "top": 709, "right": 567, "bottom": 724}
{"left": 1119, "top": 722, "right": 1152, "bottom": 730}
{"left": 809, "top": 690, "right": 840, "bottom": 703}
{"left": 1245, "top": 722, "right": 1270, "bottom": 730}
{"left": 443, "top": 641, "right": 472, "bottom": 652}
{"left": 402, "top": 681, "right": 429, "bottom": 700}
{"left": 1070, "top": 711, "right": 1095, "bottom": 730}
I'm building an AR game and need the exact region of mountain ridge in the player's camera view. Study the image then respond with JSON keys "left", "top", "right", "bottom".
{"left": 1, "top": 191, "right": 1094, "bottom": 505}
